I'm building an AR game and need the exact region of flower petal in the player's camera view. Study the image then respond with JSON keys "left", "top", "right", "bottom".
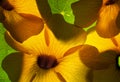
{"left": 3, "top": 10, "right": 44, "bottom": 42}
{"left": 63, "top": 45, "right": 82, "bottom": 57}
{"left": 21, "top": 24, "right": 86, "bottom": 58}
{"left": 43, "top": 15, "right": 87, "bottom": 58}
{"left": 5, "top": 31, "right": 32, "bottom": 54}
{"left": 21, "top": 27, "right": 47, "bottom": 55}
{"left": 56, "top": 72, "right": 66, "bottom": 82}
{"left": 55, "top": 50, "right": 90, "bottom": 82}
{"left": 8, "top": 0, "right": 41, "bottom": 17}
{"left": 96, "top": 3, "right": 120, "bottom": 38}
{"left": 33, "top": 70, "right": 61, "bottom": 82}
{"left": 19, "top": 54, "right": 61, "bottom": 82}
{"left": 2, "top": 52, "right": 23, "bottom": 82}
{"left": 72, "top": 0, "right": 102, "bottom": 27}
{"left": 111, "top": 33, "right": 120, "bottom": 52}
{"left": 79, "top": 45, "right": 116, "bottom": 70}
{"left": 85, "top": 29, "right": 116, "bottom": 52}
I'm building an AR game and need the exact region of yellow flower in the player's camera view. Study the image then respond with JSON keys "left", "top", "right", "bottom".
{"left": 96, "top": 0, "right": 120, "bottom": 38}
{"left": 0, "top": 0, "right": 44, "bottom": 42}
{"left": 2, "top": 24, "right": 110, "bottom": 82}
{"left": 85, "top": 28, "right": 120, "bottom": 82}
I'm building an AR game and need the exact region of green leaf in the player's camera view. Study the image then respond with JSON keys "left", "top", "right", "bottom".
{"left": 0, "top": 23, "right": 16, "bottom": 82}
{"left": 48, "top": 0, "right": 78, "bottom": 24}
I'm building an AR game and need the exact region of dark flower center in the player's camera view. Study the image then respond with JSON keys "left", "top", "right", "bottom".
{"left": 0, "top": 0, "right": 14, "bottom": 11}
{"left": 37, "top": 55, "right": 58, "bottom": 69}
{"left": 105, "top": 0, "right": 118, "bottom": 5}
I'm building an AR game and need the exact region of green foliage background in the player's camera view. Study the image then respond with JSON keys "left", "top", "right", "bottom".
{"left": 0, "top": 24, "right": 15, "bottom": 82}
{"left": 0, "top": 0, "right": 97, "bottom": 82}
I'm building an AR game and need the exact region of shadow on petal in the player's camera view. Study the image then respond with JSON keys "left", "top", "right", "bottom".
{"left": 79, "top": 45, "right": 116, "bottom": 70}
{"left": 2, "top": 52, "right": 23, "bottom": 82}
{"left": 86, "top": 70, "right": 93, "bottom": 82}
{"left": 36, "top": 0, "right": 86, "bottom": 42}
{"left": 48, "top": 14, "right": 86, "bottom": 41}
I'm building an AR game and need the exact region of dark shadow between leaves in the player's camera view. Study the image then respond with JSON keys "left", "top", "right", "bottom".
{"left": 2, "top": 52, "right": 23, "bottom": 82}
{"left": 36, "top": 0, "right": 86, "bottom": 41}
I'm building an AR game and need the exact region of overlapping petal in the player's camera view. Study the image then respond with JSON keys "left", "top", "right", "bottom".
{"left": 3, "top": 11, "right": 44, "bottom": 42}
{"left": 0, "top": 0, "right": 44, "bottom": 42}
